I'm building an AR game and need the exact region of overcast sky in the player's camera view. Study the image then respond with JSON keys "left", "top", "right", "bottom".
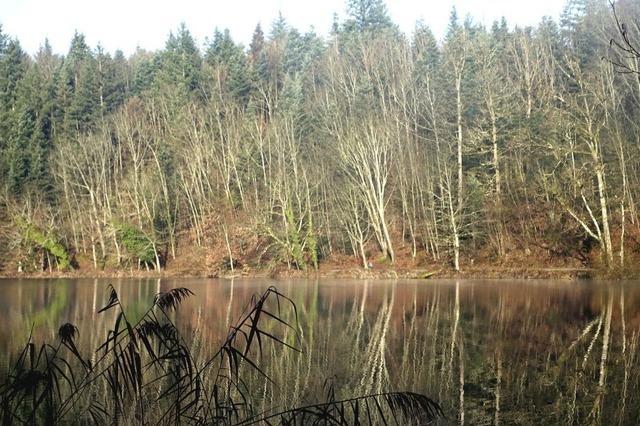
{"left": 1, "top": 0, "right": 567, "bottom": 56}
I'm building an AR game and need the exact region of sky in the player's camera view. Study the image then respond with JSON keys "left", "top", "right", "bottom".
{"left": 1, "top": 0, "right": 568, "bottom": 56}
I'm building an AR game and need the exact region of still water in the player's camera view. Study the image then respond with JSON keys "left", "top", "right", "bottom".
{"left": 0, "top": 278, "right": 638, "bottom": 424}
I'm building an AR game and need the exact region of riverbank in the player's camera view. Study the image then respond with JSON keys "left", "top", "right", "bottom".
{"left": 0, "top": 262, "right": 607, "bottom": 281}
{"left": 2, "top": 237, "right": 633, "bottom": 280}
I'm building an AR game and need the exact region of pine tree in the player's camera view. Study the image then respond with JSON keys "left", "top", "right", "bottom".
{"left": 95, "top": 46, "right": 128, "bottom": 118}
{"left": 2, "top": 49, "right": 57, "bottom": 195}
{"left": 205, "top": 29, "right": 251, "bottom": 105}
{"left": 249, "top": 23, "right": 265, "bottom": 65}
{"left": 155, "top": 23, "right": 202, "bottom": 99}
{"left": 108, "top": 50, "right": 129, "bottom": 109}
{"left": 8, "top": 68, "right": 38, "bottom": 193}
{"left": 561, "top": 0, "right": 609, "bottom": 67}
{"left": 0, "top": 38, "right": 28, "bottom": 187}
{"left": 57, "top": 31, "right": 100, "bottom": 136}
{"left": 0, "top": 38, "right": 27, "bottom": 110}
{"left": 130, "top": 48, "right": 159, "bottom": 95}
{"left": 412, "top": 21, "right": 439, "bottom": 72}
{"left": 270, "top": 12, "right": 289, "bottom": 41}
{"left": 0, "top": 25, "right": 7, "bottom": 53}
{"left": 345, "top": 0, "right": 393, "bottom": 32}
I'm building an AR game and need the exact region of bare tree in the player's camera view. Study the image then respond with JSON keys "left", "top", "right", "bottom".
{"left": 609, "top": 0, "right": 640, "bottom": 75}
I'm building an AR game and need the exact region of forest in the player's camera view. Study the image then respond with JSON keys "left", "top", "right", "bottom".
{"left": 1, "top": 0, "right": 640, "bottom": 275}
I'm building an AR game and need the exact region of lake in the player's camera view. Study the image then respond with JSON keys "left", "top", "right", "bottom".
{"left": 0, "top": 278, "right": 638, "bottom": 424}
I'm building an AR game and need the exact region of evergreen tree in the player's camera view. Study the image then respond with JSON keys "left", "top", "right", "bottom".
{"left": 8, "top": 66, "right": 40, "bottom": 193}
{"left": 561, "top": 0, "right": 609, "bottom": 67}
{"left": 95, "top": 46, "right": 128, "bottom": 117}
{"left": 0, "top": 38, "right": 27, "bottom": 111}
{"left": 130, "top": 48, "right": 158, "bottom": 95}
{"left": 345, "top": 0, "right": 394, "bottom": 32}
{"left": 57, "top": 31, "right": 100, "bottom": 136}
{"left": 155, "top": 23, "right": 202, "bottom": 99}
{"left": 0, "top": 25, "right": 7, "bottom": 53}
{"left": 412, "top": 21, "right": 439, "bottom": 71}
{"left": 283, "top": 29, "right": 304, "bottom": 75}
{"left": 0, "top": 39, "right": 54, "bottom": 195}
{"left": 0, "top": 38, "right": 28, "bottom": 187}
{"left": 34, "top": 39, "right": 59, "bottom": 79}
{"left": 270, "top": 12, "right": 289, "bottom": 41}
{"left": 205, "top": 29, "right": 251, "bottom": 105}
{"left": 249, "top": 23, "right": 265, "bottom": 65}
{"left": 109, "top": 50, "right": 129, "bottom": 108}
{"left": 490, "top": 17, "right": 510, "bottom": 55}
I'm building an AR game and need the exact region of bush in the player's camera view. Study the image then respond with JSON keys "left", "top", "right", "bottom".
{"left": 20, "top": 221, "right": 72, "bottom": 270}
{"left": 113, "top": 221, "right": 157, "bottom": 266}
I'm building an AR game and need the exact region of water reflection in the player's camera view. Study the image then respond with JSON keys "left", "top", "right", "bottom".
{"left": 0, "top": 278, "right": 638, "bottom": 424}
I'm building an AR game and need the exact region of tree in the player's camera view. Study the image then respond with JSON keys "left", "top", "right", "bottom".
{"left": 130, "top": 48, "right": 158, "bottom": 95}
{"left": 8, "top": 65, "right": 53, "bottom": 194}
{"left": 249, "top": 23, "right": 265, "bottom": 65}
{"left": 205, "top": 28, "right": 251, "bottom": 105}
{"left": 345, "top": 0, "right": 393, "bottom": 32}
{"left": 155, "top": 23, "right": 202, "bottom": 98}
{"left": 57, "top": 31, "right": 100, "bottom": 137}
{"left": 0, "top": 38, "right": 29, "bottom": 192}
{"left": 561, "top": 0, "right": 609, "bottom": 68}
{"left": 608, "top": 0, "right": 640, "bottom": 75}
{"left": 95, "top": 46, "right": 128, "bottom": 117}
{"left": 441, "top": 8, "right": 471, "bottom": 271}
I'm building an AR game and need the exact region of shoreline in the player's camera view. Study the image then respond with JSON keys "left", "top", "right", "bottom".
{"left": 0, "top": 265, "right": 608, "bottom": 281}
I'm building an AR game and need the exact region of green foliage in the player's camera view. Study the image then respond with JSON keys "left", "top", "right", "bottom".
{"left": 345, "top": 0, "right": 394, "bottom": 33}
{"left": 56, "top": 32, "right": 101, "bottom": 136}
{"left": 0, "top": 38, "right": 28, "bottom": 186}
{"left": 7, "top": 64, "right": 54, "bottom": 194}
{"left": 155, "top": 23, "right": 202, "bottom": 99}
{"left": 19, "top": 221, "right": 71, "bottom": 270}
{"left": 0, "top": 38, "right": 27, "bottom": 109}
{"left": 130, "top": 50, "right": 159, "bottom": 95}
{"left": 205, "top": 29, "right": 251, "bottom": 105}
{"left": 561, "top": 0, "right": 609, "bottom": 68}
{"left": 412, "top": 22, "right": 439, "bottom": 71}
{"left": 113, "top": 222, "right": 156, "bottom": 266}
{"left": 270, "top": 12, "right": 289, "bottom": 40}
{"left": 0, "top": 25, "right": 7, "bottom": 53}
{"left": 96, "top": 47, "right": 129, "bottom": 115}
